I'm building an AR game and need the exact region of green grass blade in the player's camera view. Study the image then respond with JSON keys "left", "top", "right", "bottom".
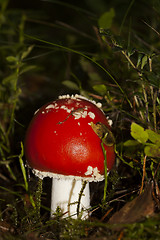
{"left": 19, "top": 142, "right": 28, "bottom": 192}
{"left": 119, "top": 0, "right": 135, "bottom": 35}
{"left": 42, "top": 0, "right": 96, "bottom": 18}
{"left": 25, "top": 34, "right": 132, "bottom": 107}
{"left": 0, "top": 186, "right": 21, "bottom": 198}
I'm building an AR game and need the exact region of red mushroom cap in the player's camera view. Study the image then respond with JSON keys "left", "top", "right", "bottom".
{"left": 25, "top": 95, "right": 115, "bottom": 181}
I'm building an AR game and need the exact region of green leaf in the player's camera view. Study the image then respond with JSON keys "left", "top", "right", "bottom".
{"left": 141, "top": 55, "right": 148, "bottom": 69}
{"left": 93, "top": 84, "right": 107, "bottom": 95}
{"left": 2, "top": 73, "right": 17, "bottom": 85}
{"left": 62, "top": 80, "right": 79, "bottom": 90}
{"left": 98, "top": 8, "right": 115, "bottom": 29}
{"left": 19, "top": 65, "right": 37, "bottom": 75}
{"left": 131, "top": 122, "right": 148, "bottom": 144}
{"left": 145, "top": 129, "right": 160, "bottom": 145}
{"left": 144, "top": 144, "right": 160, "bottom": 158}
{"left": 124, "top": 140, "right": 140, "bottom": 147}
{"left": 136, "top": 53, "right": 143, "bottom": 68}
{"left": 21, "top": 45, "right": 34, "bottom": 60}
{"left": 89, "top": 72, "right": 102, "bottom": 83}
{"left": 6, "top": 56, "right": 18, "bottom": 63}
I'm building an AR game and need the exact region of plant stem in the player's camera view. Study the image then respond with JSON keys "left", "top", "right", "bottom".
{"left": 101, "top": 141, "right": 108, "bottom": 203}
{"left": 142, "top": 83, "right": 150, "bottom": 126}
{"left": 153, "top": 90, "right": 157, "bottom": 132}
{"left": 77, "top": 180, "right": 87, "bottom": 218}
{"left": 121, "top": 50, "right": 151, "bottom": 125}
{"left": 139, "top": 155, "right": 147, "bottom": 194}
{"left": 35, "top": 178, "right": 43, "bottom": 220}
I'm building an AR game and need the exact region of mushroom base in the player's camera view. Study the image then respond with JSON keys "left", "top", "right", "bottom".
{"left": 50, "top": 178, "right": 90, "bottom": 219}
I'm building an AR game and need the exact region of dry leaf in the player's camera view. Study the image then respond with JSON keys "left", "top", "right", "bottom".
{"left": 108, "top": 182, "right": 155, "bottom": 224}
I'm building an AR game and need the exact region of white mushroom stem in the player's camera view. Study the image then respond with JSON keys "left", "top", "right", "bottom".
{"left": 50, "top": 178, "right": 90, "bottom": 219}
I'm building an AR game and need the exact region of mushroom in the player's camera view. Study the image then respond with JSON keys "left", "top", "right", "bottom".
{"left": 24, "top": 94, "right": 115, "bottom": 219}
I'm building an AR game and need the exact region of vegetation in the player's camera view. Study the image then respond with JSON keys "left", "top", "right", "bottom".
{"left": 0, "top": 0, "right": 160, "bottom": 239}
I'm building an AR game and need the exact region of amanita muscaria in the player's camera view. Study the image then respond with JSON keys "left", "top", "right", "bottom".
{"left": 25, "top": 94, "right": 115, "bottom": 218}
